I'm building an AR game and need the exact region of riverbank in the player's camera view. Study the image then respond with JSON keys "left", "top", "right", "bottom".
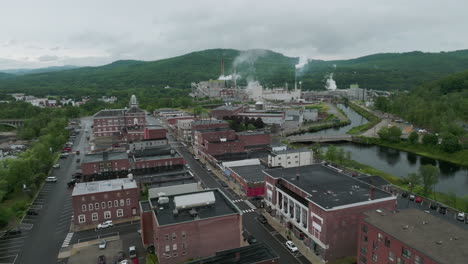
{"left": 358, "top": 136, "right": 468, "bottom": 167}
{"left": 346, "top": 102, "right": 380, "bottom": 135}
{"left": 285, "top": 119, "right": 351, "bottom": 136}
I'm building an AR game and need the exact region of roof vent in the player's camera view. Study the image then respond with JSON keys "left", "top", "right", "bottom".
{"left": 451, "top": 236, "right": 459, "bottom": 241}
{"left": 376, "top": 209, "right": 383, "bottom": 214}
{"left": 436, "top": 241, "right": 443, "bottom": 245}
{"left": 159, "top": 197, "right": 169, "bottom": 205}
{"left": 189, "top": 208, "right": 198, "bottom": 217}
{"left": 159, "top": 207, "right": 164, "bottom": 210}
{"left": 422, "top": 221, "right": 428, "bottom": 225}
{"left": 402, "top": 225, "right": 409, "bottom": 230}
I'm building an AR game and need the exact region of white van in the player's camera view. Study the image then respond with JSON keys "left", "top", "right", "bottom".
{"left": 129, "top": 246, "right": 137, "bottom": 259}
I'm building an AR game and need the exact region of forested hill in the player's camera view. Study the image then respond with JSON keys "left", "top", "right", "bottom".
{"left": 1, "top": 48, "right": 468, "bottom": 96}
{"left": 0, "top": 72, "right": 12, "bottom": 79}
{"left": 0, "top": 65, "right": 79, "bottom": 75}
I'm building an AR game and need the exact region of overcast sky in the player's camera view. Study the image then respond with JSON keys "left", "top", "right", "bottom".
{"left": 1, "top": 0, "right": 467, "bottom": 70}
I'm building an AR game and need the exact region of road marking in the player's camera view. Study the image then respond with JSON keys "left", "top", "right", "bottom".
{"left": 0, "top": 240, "right": 23, "bottom": 246}
{"left": 61, "top": 233, "right": 74, "bottom": 248}
{"left": 245, "top": 200, "right": 257, "bottom": 210}
{"left": 0, "top": 253, "right": 18, "bottom": 264}
{"left": 242, "top": 209, "right": 255, "bottom": 213}
{"left": 0, "top": 244, "right": 23, "bottom": 251}
{"left": 231, "top": 199, "right": 243, "bottom": 203}
{"left": 18, "top": 223, "right": 33, "bottom": 230}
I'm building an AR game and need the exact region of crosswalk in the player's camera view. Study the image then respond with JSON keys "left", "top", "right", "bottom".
{"left": 61, "top": 233, "right": 74, "bottom": 248}
{"left": 242, "top": 209, "right": 255, "bottom": 213}
{"left": 231, "top": 199, "right": 243, "bottom": 203}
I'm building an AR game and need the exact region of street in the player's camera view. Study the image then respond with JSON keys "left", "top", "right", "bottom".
{"left": 0, "top": 118, "right": 91, "bottom": 264}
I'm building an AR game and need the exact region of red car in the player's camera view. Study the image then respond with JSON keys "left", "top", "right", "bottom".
{"left": 415, "top": 197, "right": 423, "bottom": 203}
{"left": 63, "top": 147, "right": 72, "bottom": 152}
{"left": 132, "top": 258, "right": 139, "bottom": 264}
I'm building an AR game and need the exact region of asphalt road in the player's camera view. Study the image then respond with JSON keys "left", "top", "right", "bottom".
{"left": 0, "top": 119, "right": 90, "bottom": 264}
{"left": 171, "top": 138, "right": 312, "bottom": 264}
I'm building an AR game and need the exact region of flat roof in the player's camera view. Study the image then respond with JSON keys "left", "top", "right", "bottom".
{"left": 271, "top": 148, "right": 310, "bottom": 155}
{"left": 236, "top": 130, "right": 268, "bottom": 136}
{"left": 94, "top": 109, "right": 125, "bottom": 117}
{"left": 148, "top": 183, "right": 200, "bottom": 199}
{"left": 151, "top": 189, "right": 240, "bottom": 226}
{"left": 192, "top": 120, "right": 228, "bottom": 126}
{"left": 185, "top": 242, "right": 278, "bottom": 264}
{"left": 363, "top": 209, "right": 468, "bottom": 264}
{"left": 72, "top": 178, "right": 137, "bottom": 196}
{"left": 263, "top": 164, "right": 394, "bottom": 210}
{"left": 230, "top": 164, "right": 267, "bottom": 183}
{"left": 356, "top": 175, "right": 391, "bottom": 188}
{"left": 82, "top": 152, "right": 128, "bottom": 163}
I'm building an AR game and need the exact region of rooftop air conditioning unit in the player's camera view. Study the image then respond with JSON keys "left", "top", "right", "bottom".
{"left": 159, "top": 197, "right": 169, "bottom": 205}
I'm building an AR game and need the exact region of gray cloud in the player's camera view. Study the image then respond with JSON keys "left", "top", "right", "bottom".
{"left": 0, "top": 0, "right": 467, "bottom": 70}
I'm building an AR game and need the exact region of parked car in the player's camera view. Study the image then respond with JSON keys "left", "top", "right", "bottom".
{"left": 258, "top": 216, "right": 268, "bottom": 224}
{"left": 97, "top": 220, "right": 113, "bottom": 230}
{"left": 401, "top": 192, "right": 408, "bottom": 198}
{"left": 75, "top": 150, "right": 80, "bottom": 155}
{"left": 72, "top": 173, "right": 82, "bottom": 179}
{"left": 53, "top": 163, "right": 60, "bottom": 168}
{"left": 430, "top": 203, "right": 438, "bottom": 210}
{"left": 221, "top": 182, "right": 228, "bottom": 188}
{"left": 46, "top": 176, "right": 57, "bottom": 182}
{"left": 409, "top": 194, "right": 415, "bottom": 201}
{"left": 5, "top": 228, "right": 21, "bottom": 236}
{"left": 415, "top": 197, "right": 423, "bottom": 203}
{"left": 439, "top": 206, "right": 447, "bottom": 215}
{"left": 98, "top": 255, "right": 106, "bottom": 264}
{"left": 98, "top": 239, "right": 107, "bottom": 249}
{"left": 194, "top": 156, "right": 199, "bottom": 160}
{"left": 247, "top": 235, "right": 257, "bottom": 244}
{"left": 457, "top": 212, "right": 465, "bottom": 221}
{"left": 26, "top": 209, "right": 39, "bottom": 215}
{"left": 129, "top": 246, "right": 137, "bottom": 258}
{"left": 76, "top": 158, "right": 81, "bottom": 163}
{"left": 285, "top": 240, "right": 298, "bottom": 253}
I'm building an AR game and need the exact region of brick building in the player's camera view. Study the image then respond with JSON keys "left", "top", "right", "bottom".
{"left": 93, "top": 95, "right": 146, "bottom": 138}
{"left": 263, "top": 164, "right": 397, "bottom": 262}
{"left": 139, "top": 189, "right": 242, "bottom": 264}
{"left": 358, "top": 208, "right": 468, "bottom": 264}
{"left": 81, "top": 152, "right": 129, "bottom": 176}
{"left": 223, "top": 159, "right": 267, "bottom": 197}
{"left": 71, "top": 178, "right": 139, "bottom": 226}
{"left": 210, "top": 105, "right": 246, "bottom": 119}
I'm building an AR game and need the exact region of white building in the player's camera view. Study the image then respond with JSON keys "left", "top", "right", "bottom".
{"left": 176, "top": 119, "right": 194, "bottom": 142}
{"left": 268, "top": 148, "right": 313, "bottom": 168}
{"left": 128, "top": 138, "right": 168, "bottom": 151}
{"left": 246, "top": 81, "right": 302, "bottom": 102}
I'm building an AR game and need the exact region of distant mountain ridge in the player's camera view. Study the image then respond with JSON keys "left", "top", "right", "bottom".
{"left": 0, "top": 65, "right": 80, "bottom": 75}
{"left": 1, "top": 48, "right": 468, "bottom": 96}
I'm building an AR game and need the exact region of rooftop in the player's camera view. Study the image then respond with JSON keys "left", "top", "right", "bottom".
{"left": 148, "top": 182, "right": 200, "bottom": 199}
{"left": 94, "top": 109, "right": 125, "bottom": 117}
{"left": 271, "top": 148, "right": 310, "bottom": 155}
{"left": 363, "top": 209, "right": 468, "bottom": 264}
{"left": 151, "top": 189, "right": 240, "bottom": 226}
{"left": 132, "top": 147, "right": 181, "bottom": 161}
{"left": 146, "top": 116, "right": 162, "bottom": 126}
{"left": 356, "top": 175, "right": 391, "bottom": 188}
{"left": 213, "top": 105, "right": 244, "bottom": 111}
{"left": 82, "top": 151, "right": 128, "bottom": 163}
{"left": 237, "top": 130, "right": 268, "bottom": 136}
{"left": 230, "top": 164, "right": 267, "bottom": 183}
{"left": 185, "top": 242, "right": 279, "bottom": 264}
{"left": 263, "top": 164, "right": 394, "bottom": 210}
{"left": 72, "top": 178, "right": 137, "bottom": 196}
{"left": 192, "top": 120, "right": 228, "bottom": 126}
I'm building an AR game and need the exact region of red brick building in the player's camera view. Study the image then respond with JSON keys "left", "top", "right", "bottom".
{"left": 223, "top": 160, "right": 267, "bottom": 197}
{"left": 139, "top": 189, "right": 242, "bottom": 264}
{"left": 81, "top": 152, "right": 129, "bottom": 176}
{"left": 191, "top": 120, "right": 229, "bottom": 134}
{"left": 210, "top": 105, "right": 246, "bottom": 120}
{"left": 358, "top": 208, "right": 468, "bottom": 264}
{"left": 263, "top": 164, "right": 397, "bottom": 262}
{"left": 71, "top": 178, "right": 139, "bottom": 226}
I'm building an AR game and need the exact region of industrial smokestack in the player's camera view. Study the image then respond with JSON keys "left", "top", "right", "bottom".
{"left": 221, "top": 58, "right": 225, "bottom": 77}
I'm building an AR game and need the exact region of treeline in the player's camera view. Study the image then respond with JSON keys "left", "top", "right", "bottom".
{"left": 0, "top": 104, "right": 69, "bottom": 227}
{"left": 222, "top": 116, "right": 265, "bottom": 132}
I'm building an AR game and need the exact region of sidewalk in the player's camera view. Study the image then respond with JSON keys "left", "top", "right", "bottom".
{"left": 70, "top": 216, "right": 140, "bottom": 232}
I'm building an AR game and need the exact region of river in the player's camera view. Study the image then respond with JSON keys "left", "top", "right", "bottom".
{"left": 305, "top": 104, "right": 468, "bottom": 196}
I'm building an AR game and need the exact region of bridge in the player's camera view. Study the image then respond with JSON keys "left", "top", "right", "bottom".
{"left": 0, "top": 119, "right": 25, "bottom": 128}
{"left": 288, "top": 134, "right": 354, "bottom": 143}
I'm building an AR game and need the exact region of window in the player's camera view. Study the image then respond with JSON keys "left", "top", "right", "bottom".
{"left": 92, "top": 213, "right": 98, "bottom": 221}
{"left": 165, "top": 234, "right": 169, "bottom": 241}
{"left": 78, "top": 214, "right": 85, "bottom": 223}
{"left": 120, "top": 199, "right": 124, "bottom": 206}
{"left": 82, "top": 204, "right": 87, "bottom": 211}
{"left": 95, "top": 203, "right": 99, "bottom": 210}
{"left": 172, "top": 244, "right": 177, "bottom": 251}
{"left": 372, "top": 242, "right": 378, "bottom": 251}
{"left": 181, "top": 242, "right": 186, "bottom": 249}
{"left": 401, "top": 247, "right": 411, "bottom": 259}
{"left": 117, "top": 209, "right": 123, "bottom": 217}
{"left": 101, "top": 202, "right": 106, "bottom": 209}
{"left": 414, "top": 255, "right": 423, "bottom": 264}
{"left": 378, "top": 233, "right": 383, "bottom": 242}
{"left": 172, "top": 232, "right": 177, "bottom": 240}
{"left": 362, "top": 224, "right": 368, "bottom": 233}
{"left": 396, "top": 257, "right": 404, "bottom": 264}
{"left": 385, "top": 237, "right": 391, "bottom": 247}
{"left": 372, "top": 253, "right": 377, "bottom": 262}
{"left": 89, "top": 204, "right": 94, "bottom": 211}
{"left": 360, "top": 245, "right": 368, "bottom": 254}
{"left": 165, "top": 245, "right": 170, "bottom": 252}
{"left": 108, "top": 201, "right": 112, "bottom": 208}
{"left": 360, "top": 255, "right": 367, "bottom": 264}
{"left": 181, "top": 231, "right": 186, "bottom": 240}
{"left": 388, "top": 251, "right": 395, "bottom": 261}
{"left": 362, "top": 235, "right": 368, "bottom": 242}
{"left": 126, "top": 198, "right": 131, "bottom": 205}
{"left": 104, "top": 211, "right": 111, "bottom": 219}
{"left": 114, "top": 200, "right": 118, "bottom": 207}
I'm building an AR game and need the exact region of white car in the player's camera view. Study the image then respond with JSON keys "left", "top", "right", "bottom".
{"left": 457, "top": 212, "right": 465, "bottom": 221}
{"left": 97, "top": 220, "right": 113, "bottom": 229}
{"left": 53, "top": 164, "right": 60, "bottom": 168}
{"left": 46, "top": 176, "right": 57, "bottom": 182}
{"left": 285, "top": 240, "right": 298, "bottom": 253}
{"left": 98, "top": 239, "right": 107, "bottom": 249}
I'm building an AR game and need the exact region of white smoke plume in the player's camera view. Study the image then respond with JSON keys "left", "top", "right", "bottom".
{"left": 218, "top": 74, "right": 241, "bottom": 81}
{"left": 295, "top": 56, "right": 310, "bottom": 77}
{"left": 232, "top": 49, "right": 267, "bottom": 68}
{"left": 325, "top": 73, "right": 337, "bottom": 91}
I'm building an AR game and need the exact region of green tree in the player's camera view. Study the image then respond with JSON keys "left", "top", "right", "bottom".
{"left": 378, "top": 126, "right": 401, "bottom": 143}
{"left": 422, "top": 134, "right": 438, "bottom": 146}
{"left": 440, "top": 134, "right": 462, "bottom": 153}
{"left": 408, "top": 131, "right": 419, "bottom": 144}
{"left": 419, "top": 165, "right": 440, "bottom": 196}
{"left": 246, "top": 124, "right": 256, "bottom": 130}
{"left": 405, "top": 172, "right": 421, "bottom": 193}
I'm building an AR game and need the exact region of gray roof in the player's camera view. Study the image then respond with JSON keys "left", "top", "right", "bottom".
{"left": 230, "top": 164, "right": 267, "bottom": 183}
{"left": 148, "top": 183, "right": 200, "bottom": 199}
{"left": 126, "top": 107, "right": 145, "bottom": 113}
{"left": 185, "top": 242, "right": 278, "bottom": 264}
{"left": 140, "top": 201, "right": 151, "bottom": 212}
{"left": 151, "top": 189, "right": 240, "bottom": 226}
{"left": 236, "top": 130, "right": 268, "bottom": 136}
{"left": 72, "top": 178, "right": 137, "bottom": 196}
{"left": 94, "top": 109, "right": 125, "bottom": 117}
{"left": 356, "top": 175, "right": 391, "bottom": 188}
{"left": 263, "top": 164, "right": 394, "bottom": 210}
{"left": 363, "top": 209, "right": 468, "bottom": 264}
{"left": 82, "top": 152, "right": 128, "bottom": 163}
{"left": 192, "top": 120, "right": 228, "bottom": 126}
{"left": 271, "top": 148, "right": 310, "bottom": 155}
